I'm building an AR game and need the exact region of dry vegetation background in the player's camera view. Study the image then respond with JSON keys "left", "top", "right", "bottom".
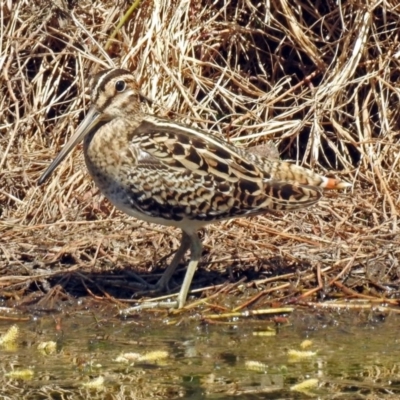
{"left": 0, "top": 0, "right": 399, "bottom": 309}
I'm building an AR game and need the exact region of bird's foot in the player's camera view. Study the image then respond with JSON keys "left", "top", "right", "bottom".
{"left": 126, "top": 270, "right": 178, "bottom": 293}
{"left": 121, "top": 276, "right": 187, "bottom": 313}
{"left": 120, "top": 299, "right": 180, "bottom": 314}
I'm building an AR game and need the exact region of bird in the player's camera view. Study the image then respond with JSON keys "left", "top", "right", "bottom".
{"left": 38, "top": 68, "right": 351, "bottom": 309}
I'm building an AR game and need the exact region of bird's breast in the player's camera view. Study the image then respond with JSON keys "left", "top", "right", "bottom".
{"left": 82, "top": 119, "right": 137, "bottom": 200}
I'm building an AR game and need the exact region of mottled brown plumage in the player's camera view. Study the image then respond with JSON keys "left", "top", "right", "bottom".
{"left": 38, "top": 68, "right": 351, "bottom": 309}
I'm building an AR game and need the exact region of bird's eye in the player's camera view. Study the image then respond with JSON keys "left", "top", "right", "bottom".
{"left": 115, "top": 80, "right": 126, "bottom": 92}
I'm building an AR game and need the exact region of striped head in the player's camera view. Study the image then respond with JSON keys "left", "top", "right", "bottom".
{"left": 89, "top": 68, "right": 148, "bottom": 118}
{"left": 38, "top": 68, "right": 148, "bottom": 184}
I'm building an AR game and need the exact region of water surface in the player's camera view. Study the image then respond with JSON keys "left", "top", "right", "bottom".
{"left": 0, "top": 303, "right": 398, "bottom": 399}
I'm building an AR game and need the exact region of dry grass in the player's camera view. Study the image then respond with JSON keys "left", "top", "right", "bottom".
{"left": 0, "top": 0, "right": 399, "bottom": 311}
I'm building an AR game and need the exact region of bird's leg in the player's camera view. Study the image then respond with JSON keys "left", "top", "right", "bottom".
{"left": 155, "top": 230, "right": 191, "bottom": 291}
{"left": 131, "top": 230, "right": 190, "bottom": 295}
{"left": 125, "top": 230, "right": 202, "bottom": 312}
{"left": 176, "top": 231, "right": 202, "bottom": 308}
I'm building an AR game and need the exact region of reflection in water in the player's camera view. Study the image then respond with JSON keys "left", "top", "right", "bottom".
{"left": 0, "top": 308, "right": 399, "bottom": 398}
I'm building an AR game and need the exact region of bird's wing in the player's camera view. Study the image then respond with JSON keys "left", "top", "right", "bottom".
{"left": 132, "top": 116, "right": 266, "bottom": 183}
{"left": 120, "top": 115, "right": 322, "bottom": 221}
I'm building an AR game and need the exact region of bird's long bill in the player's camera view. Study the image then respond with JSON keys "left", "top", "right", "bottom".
{"left": 38, "top": 107, "right": 101, "bottom": 185}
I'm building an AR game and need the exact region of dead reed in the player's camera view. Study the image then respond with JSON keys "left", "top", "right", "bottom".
{"left": 0, "top": 0, "right": 399, "bottom": 311}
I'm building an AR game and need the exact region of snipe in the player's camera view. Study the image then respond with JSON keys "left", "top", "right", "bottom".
{"left": 38, "top": 68, "right": 351, "bottom": 309}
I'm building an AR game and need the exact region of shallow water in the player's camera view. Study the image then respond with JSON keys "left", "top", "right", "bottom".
{"left": 0, "top": 304, "right": 399, "bottom": 399}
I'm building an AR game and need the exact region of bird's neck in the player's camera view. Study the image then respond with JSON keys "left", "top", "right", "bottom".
{"left": 83, "top": 117, "right": 140, "bottom": 183}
